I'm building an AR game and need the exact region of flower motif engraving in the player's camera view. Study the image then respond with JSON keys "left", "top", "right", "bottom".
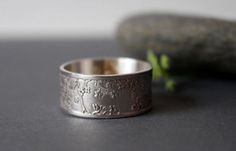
{"left": 92, "top": 103, "right": 120, "bottom": 115}
{"left": 131, "top": 98, "right": 143, "bottom": 111}
{"left": 60, "top": 72, "right": 151, "bottom": 116}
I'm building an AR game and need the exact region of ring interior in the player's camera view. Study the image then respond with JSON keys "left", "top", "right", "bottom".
{"left": 63, "top": 58, "right": 151, "bottom": 75}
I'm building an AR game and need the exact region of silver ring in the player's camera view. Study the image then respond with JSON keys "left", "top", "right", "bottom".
{"left": 59, "top": 57, "right": 152, "bottom": 118}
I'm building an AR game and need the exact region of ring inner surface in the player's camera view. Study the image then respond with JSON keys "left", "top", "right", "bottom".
{"left": 64, "top": 58, "right": 150, "bottom": 75}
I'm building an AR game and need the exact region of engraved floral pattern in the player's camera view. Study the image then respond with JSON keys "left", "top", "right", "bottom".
{"left": 91, "top": 103, "right": 120, "bottom": 115}
{"left": 60, "top": 72, "right": 151, "bottom": 117}
{"left": 131, "top": 98, "right": 143, "bottom": 111}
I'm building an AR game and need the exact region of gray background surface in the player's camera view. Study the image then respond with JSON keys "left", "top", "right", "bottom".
{"left": 0, "top": 39, "right": 235, "bottom": 151}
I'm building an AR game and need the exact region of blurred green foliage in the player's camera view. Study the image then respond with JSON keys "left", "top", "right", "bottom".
{"left": 147, "top": 49, "right": 175, "bottom": 91}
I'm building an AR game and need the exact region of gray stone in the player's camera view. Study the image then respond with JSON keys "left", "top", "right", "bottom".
{"left": 116, "top": 13, "right": 236, "bottom": 75}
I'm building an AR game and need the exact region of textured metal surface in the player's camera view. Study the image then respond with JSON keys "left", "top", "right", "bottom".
{"left": 60, "top": 57, "right": 152, "bottom": 118}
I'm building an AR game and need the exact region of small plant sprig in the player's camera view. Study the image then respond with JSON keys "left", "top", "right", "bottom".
{"left": 147, "top": 49, "right": 175, "bottom": 91}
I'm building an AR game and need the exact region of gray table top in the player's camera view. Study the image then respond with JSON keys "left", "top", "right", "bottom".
{"left": 0, "top": 39, "right": 235, "bottom": 151}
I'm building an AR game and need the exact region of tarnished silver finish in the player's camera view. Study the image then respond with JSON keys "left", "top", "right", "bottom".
{"left": 59, "top": 57, "right": 152, "bottom": 118}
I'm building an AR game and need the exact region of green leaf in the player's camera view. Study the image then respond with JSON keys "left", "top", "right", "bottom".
{"left": 147, "top": 49, "right": 176, "bottom": 91}
{"left": 160, "top": 54, "right": 170, "bottom": 70}
{"left": 165, "top": 79, "right": 175, "bottom": 91}
{"left": 147, "top": 49, "right": 161, "bottom": 80}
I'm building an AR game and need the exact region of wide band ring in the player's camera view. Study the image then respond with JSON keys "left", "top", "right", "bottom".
{"left": 59, "top": 57, "right": 152, "bottom": 118}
